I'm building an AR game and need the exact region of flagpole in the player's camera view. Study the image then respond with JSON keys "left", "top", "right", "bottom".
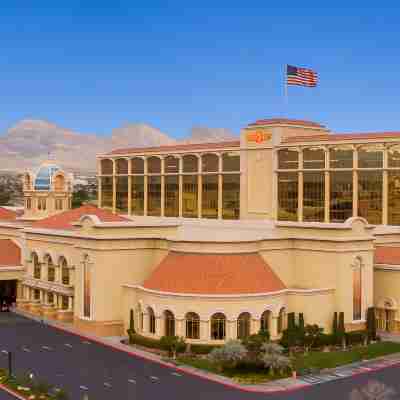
{"left": 284, "top": 64, "right": 288, "bottom": 111}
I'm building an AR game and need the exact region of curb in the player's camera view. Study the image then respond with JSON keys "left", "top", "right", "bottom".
{"left": 0, "top": 382, "right": 26, "bottom": 400}
{"left": 9, "top": 309, "right": 400, "bottom": 394}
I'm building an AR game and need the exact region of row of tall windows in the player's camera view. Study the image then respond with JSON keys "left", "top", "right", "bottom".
{"left": 140, "top": 308, "right": 284, "bottom": 340}
{"left": 277, "top": 146, "right": 400, "bottom": 224}
{"left": 31, "top": 253, "right": 70, "bottom": 285}
{"left": 100, "top": 153, "right": 240, "bottom": 219}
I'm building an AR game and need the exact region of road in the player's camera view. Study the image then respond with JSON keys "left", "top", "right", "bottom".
{"left": 0, "top": 312, "right": 399, "bottom": 399}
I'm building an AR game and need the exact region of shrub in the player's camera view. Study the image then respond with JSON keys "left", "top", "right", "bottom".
{"left": 345, "top": 330, "right": 367, "bottom": 346}
{"left": 160, "top": 336, "right": 186, "bottom": 358}
{"left": 366, "top": 307, "right": 377, "bottom": 343}
{"left": 304, "top": 324, "right": 324, "bottom": 352}
{"left": 130, "top": 333, "right": 164, "bottom": 350}
{"left": 258, "top": 328, "right": 271, "bottom": 342}
{"left": 338, "top": 312, "right": 345, "bottom": 347}
{"left": 127, "top": 309, "right": 136, "bottom": 344}
{"left": 243, "top": 332, "right": 270, "bottom": 363}
{"left": 332, "top": 312, "right": 338, "bottom": 343}
{"left": 190, "top": 343, "right": 220, "bottom": 355}
{"left": 314, "top": 333, "right": 336, "bottom": 348}
{"left": 209, "top": 340, "right": 247, "bottom": 370}
{"left": 261, "top": 343, "right": 291, "bottom": 376}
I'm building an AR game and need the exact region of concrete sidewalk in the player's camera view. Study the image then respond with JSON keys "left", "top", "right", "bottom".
{"left": 10, "top": 308, "right": 400, "bottom": 394}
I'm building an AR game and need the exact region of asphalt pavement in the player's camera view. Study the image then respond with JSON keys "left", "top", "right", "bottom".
{"left": 0, "top": 312, "right": 400, "bottom": 399}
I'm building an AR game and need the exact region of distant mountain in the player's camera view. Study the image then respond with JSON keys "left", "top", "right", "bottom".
{"left": 0, "top": 119, "right": 237, "bottom": 174}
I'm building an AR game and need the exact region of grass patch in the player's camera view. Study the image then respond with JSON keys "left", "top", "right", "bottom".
{"left": 293, "top": 341, "right": 400, "bottom": 374}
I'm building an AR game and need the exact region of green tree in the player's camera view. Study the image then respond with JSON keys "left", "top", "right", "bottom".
{"left": 72, "top": 188, "right": 89, "bottom": 208}
{"left": 127, "top": 309, "right": 136, "bottom": 344}
{"left": 338, "top": 312, "right": 346, "bottom": 348}
{"left": 366, "top": 307, "right": 377, "bottom": 343}
{"left": 160, "top": 336, "right": 186, "bottom": 359}
{"left": 304, "top": 324, "right": 324, "bottom": 353}
{"left": 0, "top": 184, "right": 10, "bottom": 205}
{"left": 209, "top": 340, "right": 247, "bottom": 371}
{"left": 298, "top": 313, "right": 305, "bottom": 346}
{"left": 243, "top": 332, "right": 269, "bottom": 363}
{"left": 262, "top": 343, "right": 291, "bottom": 377}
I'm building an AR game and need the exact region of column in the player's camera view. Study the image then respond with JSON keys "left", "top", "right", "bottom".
{"left": 251, "top": 318, "right": 260, "bottom": 335}
{"left": 97, "top": 177, "right": 102, "bottom": 208}
{"left": 155, "top": 316, "right": 161, "bottom": 337}
{"left": 383, "top": 147, "right": 388, "bottom": 225}
{"left": 68, "top": 296, "right": 73, "bottom": 311}
{"left": 128, "top": 158, "right": 132, "bottom": 216}
{"left": 175, "top": 318, "right": 184, "bottom": 337}
{"left": 112, "top": 160, "right": 116, "bottom": 213}
{"left": 353, "top": 146, "right": 358, "bottom": 217}
{"left": 142, "top": 313, "right": 148, "bottom": 334}
{"left": 298, "top": 150, "right": 303, "bottom": 222}
{"left": 161, "top": 157, "right": 165, "bottom": 217}
{"left": 144, "top": 158, "right": 148, "bottom": 216}
{"left": 218, "top": 154, "right": 223, "bottom": 219}
{"left": 270, "top": 316, "right": 279, "bottom": 339}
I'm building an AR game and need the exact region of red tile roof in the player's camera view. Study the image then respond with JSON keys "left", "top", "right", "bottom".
{"left": 105, "top": 140, "right": 241, "bottom": 156}
{"left": 0, "top": 240, "right": 21, "bottom": 266}
{"left": 249, "top": 118, "right": 326, "bottom": 129}
{"left": 283, "top": 131, "right": 400, "bottom": 144}
{"left": 31, "top": 204, "right": 129, "bottom": 231}
{"left": 143, "top": 252, "right": 286, "bottom": 295}
{"left": 375, "top": 246, "right": 400, "bottom": 265}
{"left": 0, "top": 207, "right": 18, "bottom": 222}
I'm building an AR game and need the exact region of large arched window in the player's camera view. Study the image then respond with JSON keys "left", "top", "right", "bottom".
{"left": 277, "top": 308, "right": 286, "bottom": 334}
{"left": 116, "top": 158, "right": 128, "bottom": 175}
{"left": 185, "top": 312, "right": 200, "bottom": 339}
{"left": 202, "top": 154, "right": 219, "bottom": 172}
{"left": 148, "top": 307, "right": 156, "bottom": 334}
{"left": 211, "top": 312, "right": 226, "bottom": 340}
{"left": 237, "top": 312, "right": 251, "bottom": 340}
{"left": 53, "top": 174, "right": 65, "bottom": 192}
{"left": 278, "top": 148, "right": 299, "bottom": 170}
{"left": 260, "top": 310, "right": 271, "bottom": 333}
{"left": 353, "top": 258, "right": 362, "bottom": 321}
{"left": 164, "top": 310, "right": 175, "bottom": 337}
{"left": 100, "top": 159, "right": 113, "bottom": 175}
{"left": 32, "top": 253, "right": 40, "bottom": 279}
{"left": 60, "top": 257, "right": 69, "bottom": 285}
{"left": 45, "top": 255, "right": 55, "bottom": 282}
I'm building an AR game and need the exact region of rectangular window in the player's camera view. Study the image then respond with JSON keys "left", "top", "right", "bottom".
{"left": 34, "top": 289, "right": 40, "bottom": 300}
{"left": 147, "top": 176, "right": 161, "bottom": 216}
{"left": 47, "top": 292, "right": 54, "bottom": 304}
{"left": 222, "top": 174, "right": 240, "bottom": 219}
{"left": 358, "top": 171, "right": 382, "bottom": 225}
{"left": 101, "top": 177, "right": 113, "bottom": 209}
{"left": 48, "top": 267, "right": 55, "bottom": 282}
{"left": 303, "top": 172, "right": 325, "bottom": 222}
{"left": 182, "top": 175, "right": 198, "bottom": 218}
{"left": 330, "top": 171, "right": 353, "bottom": 222}
{"left": 358, "top": 147, "right": 383, "bottom": 169}
{"left": 131, "top": 176, "right": 144, "bottom": 215}
{"left": 165, "top": 175, "right": 179, "bottom": 217}
{"left": 116, "top": 176, "right": 128, "bottom": 213}
{"left": 277, "top": 172, "right": 298, "bottom": 221}
{"left": 389, "top": 171, "right": 400, "bottom": 225}
{"left": 202, "top": 174, "right": 218, "bottom": 219}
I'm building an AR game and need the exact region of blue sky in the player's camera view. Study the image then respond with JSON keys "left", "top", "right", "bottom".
{"left": 0, "top": 1, "right": 400, "bottom": 138}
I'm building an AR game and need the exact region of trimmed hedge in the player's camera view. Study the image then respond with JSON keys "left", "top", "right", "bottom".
{"left": 345, "top": 330, "right": 367, "bottom": 346}
{"left": 190, "top": 343, "right": 221, "bottom": 355}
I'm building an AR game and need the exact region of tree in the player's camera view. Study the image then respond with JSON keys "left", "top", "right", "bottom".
{"left": 72, "top": 188, "right": 89, "bottom": 208}
{"left": 338, "top": 312, "right": 346, "bottom": 348}
{"left": 304, "top": 324, "right": 323, "bottom": 353}
{"left": 127, "top": 309, "right": 136, "bottom": 344}
{"left": 209, "top": 340, "right": 247, "bottom": 371}
{"left": 298, "top": 313, "right": 305, "bottom": 346}
{"left": 160, "top": 336, "right": 186, "bottom": 359}
{"left": 332, "top": 312, "right": 338, "bottom": 343}
{"left": 0, "top": 184, "right": 10, "bottom": 205}
{"left": 366, "top": 307, "right": 377, "bottom": 343}
{"left": 287, "top": 312, "right": 297, "bottom": 352}
{"left": 243, "top": 332, "right": 269, "bottom": 364}
{"left": 262, "top": 343, "right": 291, "bottom": 377}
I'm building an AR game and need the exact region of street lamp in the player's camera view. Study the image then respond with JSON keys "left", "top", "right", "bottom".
{"left": 1, "top": 350, "right": 12, "bottom": 377}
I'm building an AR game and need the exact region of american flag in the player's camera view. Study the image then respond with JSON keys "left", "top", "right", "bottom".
{"left": 286, "top": 65, "right": 318, "bottom": 87}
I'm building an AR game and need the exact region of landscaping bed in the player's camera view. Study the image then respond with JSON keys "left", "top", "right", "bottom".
{"left": 0, "top": 368, "right": 68, "bottom": 399}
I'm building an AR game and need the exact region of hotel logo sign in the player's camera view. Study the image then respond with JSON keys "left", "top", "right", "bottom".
{"left": 246, "top": 130, "right": 272, "bottom": 144}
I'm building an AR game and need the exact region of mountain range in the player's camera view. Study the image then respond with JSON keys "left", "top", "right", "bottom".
{"left": 0, "top": 120, "right": 236, "bottom": 174}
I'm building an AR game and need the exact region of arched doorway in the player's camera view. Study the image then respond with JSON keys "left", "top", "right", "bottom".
{"left": 376, "top": 299, "right": 397, "bottom": 332}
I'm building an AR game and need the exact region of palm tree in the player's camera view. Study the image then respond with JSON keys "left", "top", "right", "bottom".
{"left": 262, "top": 343, "right": 291, "bottom": 376}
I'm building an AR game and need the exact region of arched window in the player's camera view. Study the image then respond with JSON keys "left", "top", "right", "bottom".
{"left": 388, "top": 145, "right": 400, "bottom": 168}
{"left": 202, "top": 154, "right": 219, "bottom": 172}
{"left": 277, "top": 308, "right": 286, "bottom": 334}
{"left": 237, "top": 312, "right": 251, "bottom": 340}
{"left": 53, "top": 174, "right": 65, "bottom": 191}
{"left": 45, "top": 255, "right": 55, "bottom": 282}
{"left": 358, "top": 145, "right": 384, "bottom": 169}
{"left": 148, "top": 307, "right": 156, "bottom": 334}
{"left": 32, "top": 253, "right": 40, "bottom": 279}
{"left": 116, "top": 158, "right": 128, "bottom": 174}
{"left": 353, "top": 258, "right": 362, "bottom": 321}
{"left": 131, "top": 157, "right": 144, "bottom": 174}
{"left": 60, "top": 257, "right": 70, "bottom": 285}
{"left": 260, "top": 310, "right": 271, "bottom": 333}
{"left": 185, "top": 312, "right": 200, "bottom": 339}
{"left": 303, "top": 147, "right": 325, "bottom": 169}
{"left": 147, "top": 156, "right": 161, "bottom": 174}
{"left": 165, "top": 156, "right": 179, "bottom": 174}
{"left": 222, "top": 152, "right": 240, "bottom": 172}
{"left": 182, "top": 155, "right": 199, "bottom": 173}
{"left": 278, "top": 148, "right": 299, "bottom": 170}
{"left": 164, "top": 310, "right": 175, "bottom": 337}
{"left": 211, "top": 312, "right": 226, "bottom": 340}
{"left": 100, "top": 159, "right": 113, "bottom": 175}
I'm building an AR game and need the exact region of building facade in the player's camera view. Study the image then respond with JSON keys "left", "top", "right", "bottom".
{"left": 0, "top": 119, "right": 400, "bottom": 342}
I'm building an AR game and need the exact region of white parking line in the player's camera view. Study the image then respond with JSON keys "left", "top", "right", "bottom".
{"left": 82, "top": 341, "right": 91, "bottom": 345}
{"left": 171, "top": 372, "right": 182, "bottom": 377}
{"left": 64, "top": 344, "right": 73, "bottom": 348}
{"left": 150, "top": 376, "right": 159, "bottom": 381}
{"left": 128, "top": 379, "right": 136, "bottom": 384}
{"left": 22, "top": 347, "right": 31, "bottom": 353}
{"left": 104, "top": 382, "right": 112, "bottom": 388}
{"left": 42, "top": 346, "right": 52, "bottom": 351}
{"left": 79, "top": 385, "right": 88, "bottom": 391}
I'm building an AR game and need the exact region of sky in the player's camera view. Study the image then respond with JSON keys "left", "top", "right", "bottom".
{"left": 0, "top": 1, "right": 400, "bottom": 139}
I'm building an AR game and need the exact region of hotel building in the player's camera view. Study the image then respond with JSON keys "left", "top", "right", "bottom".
{"left": 0, "top": 118, "right": 400, "bottom": 342}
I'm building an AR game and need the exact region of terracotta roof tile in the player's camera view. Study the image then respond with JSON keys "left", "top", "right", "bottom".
{"left": 105, "top": 140, "right": 240, "bottom": 156}
{"left": 283, "top": 131, "right": 400, "bottom": 144}
{"left": 143, "top": 251, "right": 286, "bottom": 295}
{"left": 0, "top": 207, "right": 18, "bottom": 222}
{"left": 31, "top": 204, "right": 129, "bottom": 231}
{"left": 375, "top": 246, "right": 400, "bottom": 265}
{"left": 0, "top": 240, "right": 21, "bottom": 266}
{"left": 249, "top": 118, "right": 325, "bottom": 128}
